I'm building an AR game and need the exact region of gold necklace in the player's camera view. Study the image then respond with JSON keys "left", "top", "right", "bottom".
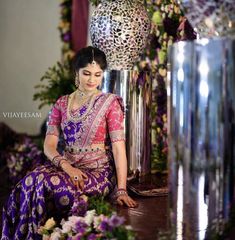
{"left": 76, "top": 88, "right": 95, "bottom": 98}
{"left": 66, "top": 89, "right": 100, "bottom": 122}
{"left": 75, "top": 88, "right": 99, "bottom": 107}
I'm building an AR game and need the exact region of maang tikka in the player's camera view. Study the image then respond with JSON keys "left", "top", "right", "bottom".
{"left": 91, "top": 48, "right": 96, "bottom": 66}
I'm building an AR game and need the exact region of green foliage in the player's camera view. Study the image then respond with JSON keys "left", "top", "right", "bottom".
{"left": 109, "top": 226, "right": 135, "bottom": 240}
{"left": 88, "top": 196, "right": 113, "bottom": 216}
{"left": 151, "top": 142, "right": 167, "bottom": 171}
{"left": 89, "top": 0, "right": 100, "bottom": 6}
{"left": 33, "top": 59, "right": 76, "bottom": 109}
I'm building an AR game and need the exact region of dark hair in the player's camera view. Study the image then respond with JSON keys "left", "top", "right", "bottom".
{"left": 72, "top": 46, "right": 107, "bottom": 73}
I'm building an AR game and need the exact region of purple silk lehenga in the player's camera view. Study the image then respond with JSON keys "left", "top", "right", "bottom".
{"left": 1, "top": 93, "right": 125, "bottom": 240}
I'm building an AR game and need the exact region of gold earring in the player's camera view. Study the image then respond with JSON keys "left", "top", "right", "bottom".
{"left": 75, "top": 74, "right": 79, "bottom": 87}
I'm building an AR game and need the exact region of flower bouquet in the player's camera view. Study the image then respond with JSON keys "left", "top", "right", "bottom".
{"left": 38, "top": 196, "right": 135, "bottom": 240}
{"left": 5, "top": 136, "right": 45, "bottom": 184}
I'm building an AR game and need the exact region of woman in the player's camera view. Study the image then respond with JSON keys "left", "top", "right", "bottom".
{"left": 1, "top": 46, "right": 137, "bottom": 240}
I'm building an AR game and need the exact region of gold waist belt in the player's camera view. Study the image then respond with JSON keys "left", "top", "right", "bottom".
{"left": 65, "top": 145, "right": 108, "bottom": 154}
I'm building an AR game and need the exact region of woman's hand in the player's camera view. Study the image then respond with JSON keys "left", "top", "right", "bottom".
{"left": 61, "top": 162, "right": 88, "bottom": 190}
{"left": 116, "top": 194, "right": 138, "bottom": 208}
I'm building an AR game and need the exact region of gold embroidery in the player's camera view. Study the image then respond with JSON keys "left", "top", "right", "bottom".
{"left": 109, "top": 130, "right": 125, "bottom": 142}
{"left": 93, "top": 172, "right": 100, "bottom": 178}
{"left": 103, "top": 186, "right": 109, "bottom": 196}
{"left": 37, "top": 204, "right": 43, "bottom": 215}
{"left": 25, "top": 175, "right": 33, "bottom": 186}
{"left": 50, "top": 176, "right": 60, "bottom": 186}
{"left": 61, "top": 94, "right": 115, "bottom": 148}
{"left": 38, "top": 174, "right": 44, "bottom": 183}
{"left": 84, "top": 94, "right": 116, "bottom": 146}
{"left": 59, "top": 195, "right": 70, "bottom": 206}
{"left": 20, "top": 223, "right": 27, "bottom": 234}
{"left": 46, "top": 125, "right": 60, "bottom": 136}
{"left": 33, "top": 222, "right": 38, "bottom": 233}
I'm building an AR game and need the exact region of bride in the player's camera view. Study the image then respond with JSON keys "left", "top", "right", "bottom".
{"left": 1, "top": 46, "right": 137, "bottom": 240}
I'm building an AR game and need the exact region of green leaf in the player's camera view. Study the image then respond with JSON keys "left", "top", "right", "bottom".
{"left": 33, "top": 58, "right": 74, "bottom": 109}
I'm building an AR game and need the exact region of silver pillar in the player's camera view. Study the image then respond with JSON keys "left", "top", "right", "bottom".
{"left": 101, "top": 70, "right": 152, "bottom": 177}
{"left": 168, "top": 38, "right": 235, "bottom": 239}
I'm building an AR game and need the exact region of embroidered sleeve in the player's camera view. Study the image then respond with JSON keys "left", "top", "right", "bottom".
{"left": 106, "top": 96, "right": 125, "bottom": 143}
{"left": 46, "top": 97, "right": 62, "bottom": 137}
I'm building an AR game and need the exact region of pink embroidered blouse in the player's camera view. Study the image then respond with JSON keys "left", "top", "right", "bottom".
{"left": 46, "top": 93, "right": 125, "bottom": 166}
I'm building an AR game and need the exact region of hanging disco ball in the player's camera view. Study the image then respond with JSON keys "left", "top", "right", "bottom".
{"left": 90, "top": 0, "right": 150, "bottom": 70}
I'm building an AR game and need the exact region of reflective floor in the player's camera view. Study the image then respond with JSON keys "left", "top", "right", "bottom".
{"left": 116, "top": 195, "right": 168, "bottom": 240}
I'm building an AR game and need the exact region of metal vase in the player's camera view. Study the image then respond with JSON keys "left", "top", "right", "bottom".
{"left": 101, "top": 70, "right": 152, "bottom": 178}
{"left": 168, "top": 38, "right": 235, "bottom": 239}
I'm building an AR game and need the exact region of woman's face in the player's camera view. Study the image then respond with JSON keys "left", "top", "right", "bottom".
{"left": 77, "top": 63, "right": 104, "bottom": 93}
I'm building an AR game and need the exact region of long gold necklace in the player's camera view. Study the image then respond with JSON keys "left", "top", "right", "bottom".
{"left": 67, "top": 89, "right": 100, "bottom": 122}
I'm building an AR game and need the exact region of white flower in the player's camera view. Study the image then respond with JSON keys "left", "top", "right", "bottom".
{"left": 93, "top": 216, "right": 101, "bottom": 229}
{"left": 93, "top": 214, "right": 105, "bottom": 229}
{"left": 68, "top": 215, "right": 82, "bottom": 223}
{"left": 61, "top": 221, "right": 73, "bottom": 234}
{"left": 50, "top": 230, "right": 62, "bottom": 240}
{"left": 84, "top": 210, "right": 96, "bottom": 225}
{"left": 42, "top": 235, "right": 50, "bottom": 240}
{"left": 68, "top": 215, "right": 83, "bottom": 228}
{"left": 125, "top": 225, "right": 133, "bottom": 230}
{"left": 43, "top": 218, "right": 56, "bottom": 230}
{"left": 61, "top": 216, "right": 82, "bottom": 233}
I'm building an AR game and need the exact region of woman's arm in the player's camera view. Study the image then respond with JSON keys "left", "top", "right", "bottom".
{"left": 112, "top": 141, "right": 138, "bottom": 208}
{"left": 44, "top": 134, "right": 87, "bottom": 190}
{"left": 106, "top": 96, "right": 138, "bottom": 207}
{"left": 43, "top": 134, "right": 60, "bottom": 161}
{"left": 112, "top": 141, "right": 127, "bottom": 190}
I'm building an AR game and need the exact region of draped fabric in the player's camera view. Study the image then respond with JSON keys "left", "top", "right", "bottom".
{"left": 71, "top": 0, "right": 89, "bottom": 52}
{"left": 1, "top": 93, "right": 125, "bottom": 240}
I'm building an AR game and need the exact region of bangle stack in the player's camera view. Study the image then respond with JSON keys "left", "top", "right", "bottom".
{"left": 51, "top": 155, "right": 67, "bottom": 167}
{"left": 115, "top": 188, "right": 127, "bottom": 199}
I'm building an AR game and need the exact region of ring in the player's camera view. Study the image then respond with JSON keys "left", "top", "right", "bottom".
{"left": 74, "top": 176, "right": 79, "bottom": 181}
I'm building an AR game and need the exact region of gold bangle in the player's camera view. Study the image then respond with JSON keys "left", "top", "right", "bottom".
{"left": 51, "top": 155, "right": 67, "bottom": 167}
{"left": 115, "top": 189, "right": 127, "bottom": 199}
{"left": 51, "top": 155, "right": 62, "bottom": 167}
{"left": 60, "top": 160, "right": 70, "bottom": 168}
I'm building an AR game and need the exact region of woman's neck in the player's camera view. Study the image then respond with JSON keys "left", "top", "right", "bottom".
{"left": 76, "top": 87, "right": 99, "bottom": 98}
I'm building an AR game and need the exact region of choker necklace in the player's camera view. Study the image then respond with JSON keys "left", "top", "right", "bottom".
{"left": 76, "top": 88, "right": 99, "bottom": 98}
